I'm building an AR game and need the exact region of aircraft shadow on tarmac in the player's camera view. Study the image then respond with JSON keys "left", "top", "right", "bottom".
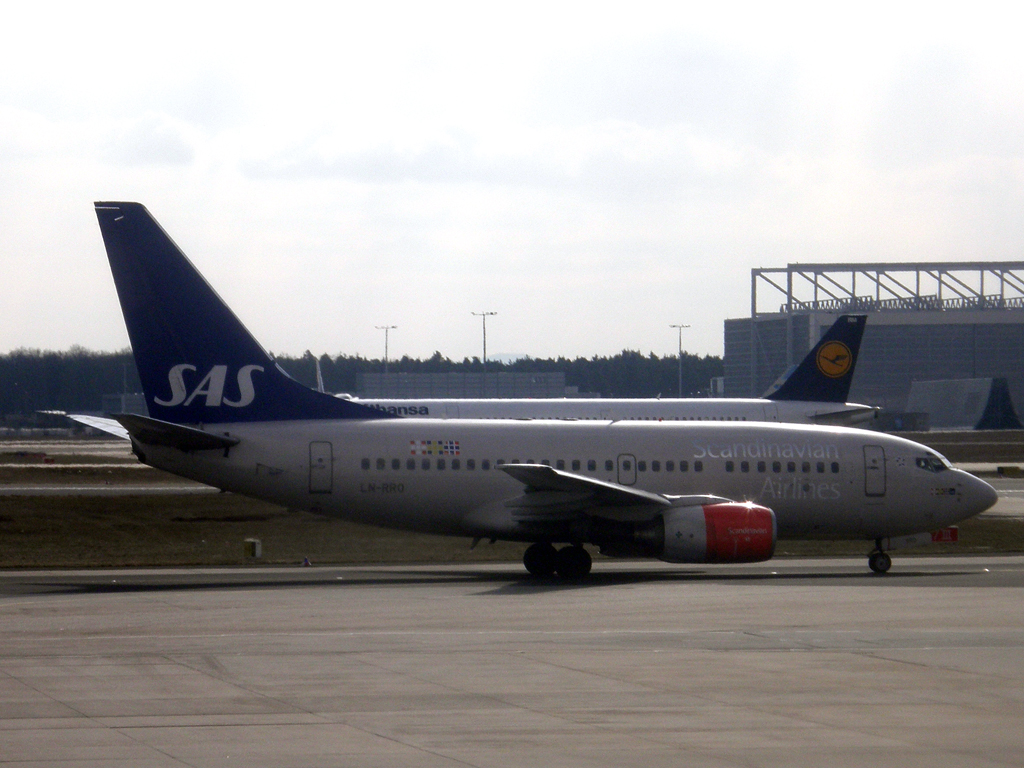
{"left": 0, "top": 565, "right": 985, "bottom": 597}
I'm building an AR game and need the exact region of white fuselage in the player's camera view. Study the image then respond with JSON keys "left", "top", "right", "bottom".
{"left": 349, "top": 397, "right": 878, "bottom": 426}
{"left": 137, "top": 418, "right": 994, "bottom": 543}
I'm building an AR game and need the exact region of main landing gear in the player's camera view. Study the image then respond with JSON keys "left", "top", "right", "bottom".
{"left": 868, "top": 542, "right": 892, "bottom": 574}
{"left": 523, "top": 542, "right": 593, "bottom": 580}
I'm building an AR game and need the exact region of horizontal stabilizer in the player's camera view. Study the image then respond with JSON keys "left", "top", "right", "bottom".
{"left": 64, "top": 413, "right": 131, "bottom": 440}
{"left": 808, "top": 405, "right": 879, "bottom": 426}
{"left": 115, "top": 413, "right": 240, "bottom": 452}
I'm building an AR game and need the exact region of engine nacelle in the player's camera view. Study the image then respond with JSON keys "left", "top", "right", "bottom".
{"left": 658, "top": 502, "right": 776, "bottom": 564}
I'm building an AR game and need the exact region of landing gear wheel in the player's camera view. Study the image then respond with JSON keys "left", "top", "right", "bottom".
{"left": 868, "top": 551, "right": 892, "bottom": 574}
{"left": 554, "top": 545, "right": 593, "bottom": 580}
{"left": 523, "top": 542, "right": 557, "bottom": 577}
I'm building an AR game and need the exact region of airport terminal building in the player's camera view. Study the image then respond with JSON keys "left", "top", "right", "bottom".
{"left": 723, "top": 262, "right": 1024, "bottom": 420}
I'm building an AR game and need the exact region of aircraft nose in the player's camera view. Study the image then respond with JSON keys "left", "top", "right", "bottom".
{"left": 964, "top": 472, "right": 999, "bottom": 516}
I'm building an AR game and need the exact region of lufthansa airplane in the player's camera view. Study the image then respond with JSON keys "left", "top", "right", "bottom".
{"left": 92, "top": 202, "right": 997, "bottom": 578}
{"left": 350, "top": 315, "right": 877, "bottom": 425}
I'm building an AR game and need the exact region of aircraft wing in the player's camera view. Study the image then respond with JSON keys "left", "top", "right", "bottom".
{"left": 498, "top": 464, "right": 734, "bottom": 526}
{"left": 499, "top": 463, "right": 672, "bottom": 508}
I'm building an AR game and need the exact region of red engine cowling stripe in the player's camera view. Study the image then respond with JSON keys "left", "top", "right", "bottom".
{"left": 703, "top": 503, "right": 776, "bottom": 563}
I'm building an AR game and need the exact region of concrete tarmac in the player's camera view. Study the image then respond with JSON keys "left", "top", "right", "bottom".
{"left": 2, "top": 557, "right": 1023, "bottom": 768}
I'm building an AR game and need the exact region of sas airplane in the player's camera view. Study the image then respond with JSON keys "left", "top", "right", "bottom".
{"left": 349, "top": 315, "right": 876, "bottom": 426}
{"left": 91, "top": 202, "right": 997, "bottom": 578}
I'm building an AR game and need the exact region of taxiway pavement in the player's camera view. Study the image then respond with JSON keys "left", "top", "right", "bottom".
{"left": 2, "top": 557, "right": 1023, "bottom": 767}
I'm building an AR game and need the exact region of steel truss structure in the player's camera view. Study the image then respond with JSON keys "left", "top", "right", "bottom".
{"left": 752, "top": 262, "right": 1024, "bottom": 317}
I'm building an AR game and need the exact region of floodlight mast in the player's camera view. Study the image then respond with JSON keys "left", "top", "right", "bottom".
{"left": 471, "top": 311, "right": 497, "bottom": 374}
{"left": 375, "top": 325, "right": 397, "bottom": 375}
{"left": 669, "top": 323, "right": 690, "bottom": 398}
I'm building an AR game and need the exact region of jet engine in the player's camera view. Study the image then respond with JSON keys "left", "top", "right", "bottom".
{"left": 655, "top": 502, "right": 776, "bottom": 564}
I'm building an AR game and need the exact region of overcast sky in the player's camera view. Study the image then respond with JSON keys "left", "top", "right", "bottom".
{"left": 2, "top": 2, "right": 1023, "bottom": 361}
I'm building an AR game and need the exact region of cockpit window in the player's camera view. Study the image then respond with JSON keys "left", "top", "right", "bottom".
{"left": 915, "top": 454, "right": 948, "bottom": 473}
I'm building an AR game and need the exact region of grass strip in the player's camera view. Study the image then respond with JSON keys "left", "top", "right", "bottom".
{"left": 1, "top": 493, "right": 1021, "bottom": 568}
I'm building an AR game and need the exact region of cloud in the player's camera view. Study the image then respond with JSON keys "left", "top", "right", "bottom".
{"left": 101, "top": 113, "right": 196, "bottom": 166}
{"left": 241, "top": 119, "right": 757, "bottom": 203}
{"left": 871, "top": 51, "right": 1024, "bottom": 165}
{"left": 535, "top": 38, "right": 802, "bottom": 151}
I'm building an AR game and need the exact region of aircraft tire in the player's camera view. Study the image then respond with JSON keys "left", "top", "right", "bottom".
{"left": 523, "top": 542, "right": 557, "bottom": 577}
{"left": 555, "top": 545, "right": 593, "bottom": 580}
{"left": 868, "top": 551, "right": 892, "bottom": 574}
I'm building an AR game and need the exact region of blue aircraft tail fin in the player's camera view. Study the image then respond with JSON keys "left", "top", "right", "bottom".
{"left": 94, "top": 202, "right": 392, "bottom": 424}
{"left": 765, "top": 315, "right": 867, "bottom": 403}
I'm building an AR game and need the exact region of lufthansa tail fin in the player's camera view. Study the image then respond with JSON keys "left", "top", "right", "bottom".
{"left": 94, "top": 202, "right": 392, "bottom": 424}
{"left": 765, "top": 315, "right": 867, "bottom": 403}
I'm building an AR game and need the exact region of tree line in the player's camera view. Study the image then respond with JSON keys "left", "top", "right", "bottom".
{"left": 0, "top": 347, "right": 722, "bottom": 422}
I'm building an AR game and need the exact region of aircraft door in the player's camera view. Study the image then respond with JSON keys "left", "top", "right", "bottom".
{"left": 309, "top": 441, "right": 333, "bottom": 494}
{"left": 863, "top": 445, "right": 886, "bottom": 497}
{"left": 617, "top": 454, "right": 637, "bottom": 486}
{"left": 762, "top": 403, "right": 779, "bottom": 421}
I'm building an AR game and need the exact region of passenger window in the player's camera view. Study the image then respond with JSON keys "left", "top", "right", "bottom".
{"left": 539, "top": 459, "right": 548, "bottom": 466}
{"left": 652, "top": 460, "right": 660, "bottom": 472}
{"left": 361, "top": 458, "right": 370, "bottom": 470}
{"left": 637, "top": 461, "right": 646, "bottom": 472}
{"left": 437, "top": 459, "right": 445, "bottom": 470}
{"left": 496, "top": 459, "right": 505, "bottom": 466}
{"left": 572, "top": 460, "right": 581, "bottom": 471}
{"left": 467, "top": 459, "right": 475, "bottom": 470}
{"left": 831, "top": 462, "right": 840, "bottom": 473}
{"left": 587, "top": 460, "right": 596, "bottom": 471}
{"left": 694, "top": 461, "right": 702, "bottom": 472}
{"left": 482, "top": 459, "right": 491, "bottom": 470}
{"left": 757, "top": 461, "right": 766, "bottom": 473}
{"left": 376, "top": 458, "right": 386, "bottom": 471}
{"left": 556, "top": 459, "right": 565, "bottom": 470}
{"left": 452, "top": 459, "right": 460, "bottom": 470}
{"left": 741, "top": 461, "right": 749, "bottom": 473}
{"left": 773, "top": 461, "right": 781, "bottom": 473}
{"left": 622, "top": 460, "right": 632, "bottom": 471}
{"left": 802, "top": 462, "right": 810, "bottom": 473}
{"left": 407, "top": 458, "right": 415, "bottom": 470}
{"left": 605, "top": 460, "right": 614, "bottom": 471}
{"left": 817, "top": 462, "right": 825, "bottom": 473}
{"left": 680, "top": 460, "right": 688, "bottom": 472}
{"left": 787, "top": 462, "right": 796, "bottom": 473}
{"left": 422, "top": 458, "right": 430, "bottom": 470}
{"left": 391, "top": 458, "right": 400, "bottom": 470}
{"left": 725, "top": 461, "right": 734, "bottom": 472}
{"left": 665, "top": 460, "right": 674, "bottom": 471}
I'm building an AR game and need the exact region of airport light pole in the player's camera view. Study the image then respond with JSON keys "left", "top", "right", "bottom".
{"left": 375, "top": 325, "right": 397, "bottom": 375}
{"left": 472, "top": 311, "right": 497, "bottom": 374}
{"left": 669, "top": 323, "right": 690, "bottom": 398}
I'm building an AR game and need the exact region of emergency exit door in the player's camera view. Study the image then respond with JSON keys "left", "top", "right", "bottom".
{"left": 863, "top": 445, "right": 886, "bottom": 497}
{"left": 617, "top": 454, "right": 637, "bottom": 486}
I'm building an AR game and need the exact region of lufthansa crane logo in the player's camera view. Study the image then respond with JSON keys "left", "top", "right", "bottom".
{"left": 816, "top": 341, "right": 852, "bottom": 379}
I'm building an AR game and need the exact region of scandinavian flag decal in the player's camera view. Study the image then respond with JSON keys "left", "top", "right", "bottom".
{"left": 410, "top": 440, "right": 460, "bottom": 456}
